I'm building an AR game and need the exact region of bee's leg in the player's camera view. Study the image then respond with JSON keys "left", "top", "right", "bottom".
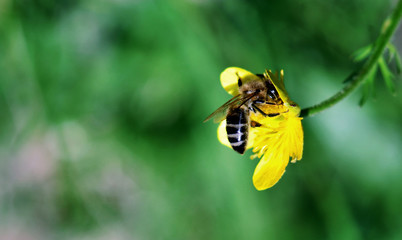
{"left": 254, "top": 100, "right": 276, "bottom": 105}
{"left": 267, "top": 112, "right": 280, "bottom": 117}
{"left": 252, "top": 103, "right": 281, "bottom": 117}
{"left": 250, "top": 121, "right": 262, "bottom": 128}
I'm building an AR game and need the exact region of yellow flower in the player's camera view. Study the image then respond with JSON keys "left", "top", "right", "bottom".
{"left": 217, "top": 67, "right": 304, "bottom": 190}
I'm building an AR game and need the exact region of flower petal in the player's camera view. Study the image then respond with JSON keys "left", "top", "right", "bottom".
{"left": 221, "top": 67, "right": 260, "bottom": 96}
{"left": 287, "top": 117, "right": 304, "bottom": 162}
{"left": 265, "top": 70, "right": 289, "bottom": 104}
{"left": 247, "top": 127, "right": 257, "bottom": 150}
{"left": 252, "top": 116, "right": 303, "bottom": 190}
{"left": 252, "top": 135, "right": 290, "bottom": 190}
{"left": 217, "top": 120, "right": 231, "bottom": 148}
{"left": 265, "top": 70, "right": 300, "bottom": 116}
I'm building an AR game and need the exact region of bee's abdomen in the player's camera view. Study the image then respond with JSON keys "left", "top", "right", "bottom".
{"left": 226, "top": 108, "right": 249, "bottom": 154}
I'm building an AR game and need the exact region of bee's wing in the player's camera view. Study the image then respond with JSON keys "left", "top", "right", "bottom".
{"left": 203, "top": 94, "right": 243, "bottom": 123}
{"left": 203, "top": 92, "right": 259, "bottom": 123}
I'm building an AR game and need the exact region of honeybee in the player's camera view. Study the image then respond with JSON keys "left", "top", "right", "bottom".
{"left": 204, "top": 69, "right": 284, "bottom": 154}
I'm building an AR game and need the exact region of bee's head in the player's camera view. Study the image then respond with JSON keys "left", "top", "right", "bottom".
{"left": 240, "top": 80, "right": 265, "bottom": 94}
{"left": 264, "top": 80, "right": 282, "bottom": 104}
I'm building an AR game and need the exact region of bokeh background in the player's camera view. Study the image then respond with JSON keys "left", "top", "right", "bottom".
{"left": 1, "top": 0, "right": 402, "bottom": 239}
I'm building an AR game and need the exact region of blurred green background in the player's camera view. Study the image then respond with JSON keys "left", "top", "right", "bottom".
{"left": 1, "top": 0, "right": 402, "bottom": 239}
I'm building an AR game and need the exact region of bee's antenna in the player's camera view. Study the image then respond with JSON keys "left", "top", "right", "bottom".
{"left": 236, "top": 72, "right": 243, "bottom": 87}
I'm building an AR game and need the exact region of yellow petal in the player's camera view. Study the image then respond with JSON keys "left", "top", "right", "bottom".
{"left": 252, "top": 135, "right": 290, "bottom": 190}
{"left": 217, "top": 120, "right": 231, "bottom": 148}
{"left": 217, "top": 120, "right": 256, "bottom": 150}
{"left": 252, "top": 116, "right": 304, "bottom": 190}
{"left": 220, "top": 67, "right": 260, "bottom": 96}
{"left": 247, "top": 127, "right": 257, "bottom": 150}
{"left": 265, "top": 70, "right": 300, "bottom": 117}
{"left": 287, "top": 117, "right": 304, "bottom": 162}
{"left": 265, "top": 70, "right": 289, "bottom": 103}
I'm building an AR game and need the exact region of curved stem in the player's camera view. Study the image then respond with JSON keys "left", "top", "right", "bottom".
{"left": 300, "top": 0, "right": 402, "bottom": 118}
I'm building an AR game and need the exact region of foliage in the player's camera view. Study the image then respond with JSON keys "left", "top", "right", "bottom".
{"left": 0, "top": 0, "right": 402, "bottom": 239}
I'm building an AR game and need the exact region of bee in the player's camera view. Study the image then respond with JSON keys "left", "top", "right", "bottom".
{"left": 204, "top": 70, "right": 284, "bottom": 154}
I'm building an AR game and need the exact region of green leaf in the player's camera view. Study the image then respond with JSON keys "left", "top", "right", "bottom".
{"left": 378, "top": 56, "right": 395, "bottom": 94}
{"left": 359, "top": 82, "right": 370, "bottom": 106}
{"left": 359, "top": 65, "right": 378, "bottom": 106}
{"left": 387, "top": 43, "right": 396, "bottom": 62}
{"left": 353, "top": 44, "right": 373, "bottom": 62}
{"left": 388, "top": 43, "right": 402, "bottom": 74}
{"left": 396, "top": 54, "right": 402, "bottom": 74}
{"left": 395, "top": 50, "right": 402, "bottom": 74}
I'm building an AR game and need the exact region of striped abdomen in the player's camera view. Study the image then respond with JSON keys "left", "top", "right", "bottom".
{"left": 226, "top": 108, "right": 249, "bottom": 154}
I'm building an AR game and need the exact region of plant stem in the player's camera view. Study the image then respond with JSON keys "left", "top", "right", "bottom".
{"left": 300, "top": 0, "right": 402, "bottom": 118}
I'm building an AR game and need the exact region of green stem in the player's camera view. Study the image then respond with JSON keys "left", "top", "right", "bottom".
{"left": 300, "top": 0, "right": 402, "bottom": 117}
